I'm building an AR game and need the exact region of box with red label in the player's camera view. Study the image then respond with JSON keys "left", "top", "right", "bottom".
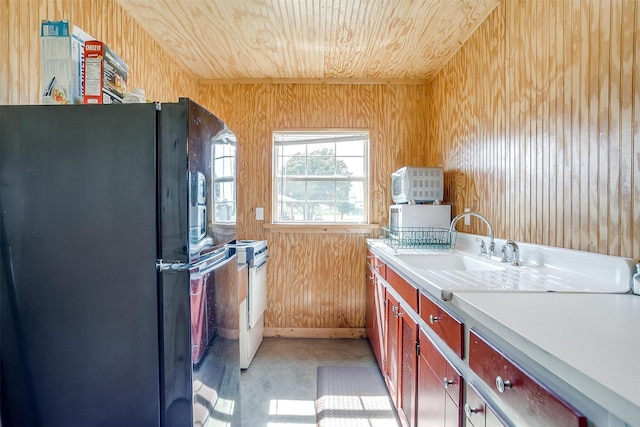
{"left": 83, "top": 40, "right": 128, "bottom": 104}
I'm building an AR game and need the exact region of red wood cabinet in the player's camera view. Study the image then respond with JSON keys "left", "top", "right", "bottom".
{"left": 374, "top": 275, "right": 387, "bottom": 373}
{"left": 419, "top": 292, "right": 464, "bottom": 358}
{"left": 367, "top": 249, "right": 375, "bottom": 268}
{"left": 365, "top": 265, "right": 377, "bottom": 354}
{"left": 374, "top": 253, "right": 387, "bottom": 280}
{"left": 417, "top": 329, "right": 462, "bottom": 427}
{"left": 397, "top": 304, "right": 418, "bottom": 427}
{"left": 387, "top": 267, "right": 418, "bottom": 312}
{"left": 385, "top": 292, "right": 400, "bottom": 407}
{"left": 465, "top": 383, "right": 507, "bottom": 427}
{"left": 469, "top": 330, "right": 586, "bottom": 427}
{"left": 366, "top": 265, "right": 387, "bottom": 374}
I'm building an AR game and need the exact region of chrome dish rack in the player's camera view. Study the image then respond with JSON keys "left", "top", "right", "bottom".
{"left": 382, "top": 226, "right": 457, "bottom": 250}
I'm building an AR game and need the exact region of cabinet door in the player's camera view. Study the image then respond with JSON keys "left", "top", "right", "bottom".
{"left": 418, "top": 329, "right": 463, "bottom": 427}
{"left": 465, "top": 383, "right": 487, "bottom": 427}
{"left": 374, "top": 277, "right": 387, "bottom": 374}
{"left": 485, "top": 406, "right": 506, "bottom": 427}
{"left": 397, "top": 306, "right": 418, "bottom": 427}
{"left": 445, "top": 393, "right": 460, "bottom": 427}
{"left": 417, "top": 348, "right": 445, "bottom": 425}
{"left": 385, "top": 292, "right": 400, "bottom": 407}
{"left": 365, "top": 266, "right": 375, "bottom": 341}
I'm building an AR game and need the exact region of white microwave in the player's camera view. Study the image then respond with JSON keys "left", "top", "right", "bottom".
{"left": 391, "top": 166, "right": 443, "bottom": 204}
{"left": 389, "top": 204, "right": 451, "bottom": 232}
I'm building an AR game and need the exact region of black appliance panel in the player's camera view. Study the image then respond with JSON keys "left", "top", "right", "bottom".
{"left": 0, "top": 104, "right": 161, "bottom": 426}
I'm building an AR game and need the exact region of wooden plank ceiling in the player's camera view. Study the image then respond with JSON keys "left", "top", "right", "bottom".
{"left": 114, "top": 0, "right": 500, "bottom": 82}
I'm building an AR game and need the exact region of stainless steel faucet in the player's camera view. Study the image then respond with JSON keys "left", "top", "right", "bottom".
{"left": 504, "top": 239, "right": 520, "bottom": 266}
{"left": 449, "top": 212, "right": 496, "bottom": 257}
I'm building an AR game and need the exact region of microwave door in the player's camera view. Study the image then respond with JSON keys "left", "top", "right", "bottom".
{"left": 389, "top": 207, "right": 400, "bottom": 232}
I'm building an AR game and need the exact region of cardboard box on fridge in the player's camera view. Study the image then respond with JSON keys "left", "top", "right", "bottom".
{"left": 71, "top": 26, "right": 95, "bottom": 103}
{"left": 41, "top": 20, "right": 94, "bottom": 104}
{"left": 41, "top": 20, "right": 72, "bottom": 104}
{"left": 83, "top": 40, "right": 128, "bottom": 104}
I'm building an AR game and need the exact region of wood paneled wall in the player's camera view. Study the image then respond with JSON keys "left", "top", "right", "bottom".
{"left": 198, "top": 83, "right": 430, "bottom": 332}
{"left": 427, "top": 0, "right": 640, "bottom": 259}
{"left": 0, "top": 0, "right": 198, "bottom": 105}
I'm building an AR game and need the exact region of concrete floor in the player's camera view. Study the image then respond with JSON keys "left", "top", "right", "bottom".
{"left": 240, "top": 337, "right": 378, "bottom": 426}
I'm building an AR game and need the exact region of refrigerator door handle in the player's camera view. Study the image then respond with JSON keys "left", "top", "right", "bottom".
{"left": 156, "top": 259, "right": 190, "bottom": 272}
{"left": 196, "top": 253, "right": 237, "bottom": 276}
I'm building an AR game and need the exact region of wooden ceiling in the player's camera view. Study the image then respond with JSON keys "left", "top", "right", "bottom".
{"left": 114, "top": 0, "right": 500, "bottom": 83}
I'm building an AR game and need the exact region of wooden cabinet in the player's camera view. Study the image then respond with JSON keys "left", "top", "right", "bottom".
{"left": 366, "top": 265, "right": 386, "bottom": 373}
{"left": 397, "top": 304, "right": 418, "bottom": 427}
{"left": 417, "top": 329, "right": 462, "bottom": 427}
{"left": 374, "top": 275, "right": 387, "bottom": 373}
{"left": 385, "top": 292, "right": 400, "bottom": 408}
{"left": 365, "top": 265, "right": 376, "bottom": 352}
{"left": 387, "top": 267, "right": 418, "bottom": 312}
{"left": 368, "top": 249, "right": 387, "bottom": 280}
{"left": 469, "top": 330, "right": 587, "bottom": 427}
{"left": 420, "top": 292, "right": 464, "bottom": 358}
{"left": 465, "top": 383, "right": 506, "bottom": 427}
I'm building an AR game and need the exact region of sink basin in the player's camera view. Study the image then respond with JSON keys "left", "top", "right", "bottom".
{"left": 394, "top": 253, "right": 504, "bottom": 271}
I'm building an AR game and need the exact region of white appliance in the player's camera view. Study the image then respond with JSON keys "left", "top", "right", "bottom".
{"left": 391, "top": 166, "right": 444, "bottom": 204}
{"left": 234, "top": 240, "right": 268, "bottom": 369}
{"left": 389, "top": 204, "right": 451, "bottom": 232}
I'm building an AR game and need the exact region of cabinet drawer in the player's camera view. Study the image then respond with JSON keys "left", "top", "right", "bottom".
{"left": 419, "top": 293, "right": 464, "bottom": 358}
{"left": 419, "top": 329, "right": 462, "bottom": 405}
{"left": 387, "top": 267, "right": 418, "bottom": 312}
{"left": 366, "top": 249, "right": 375, "bottom": 268}
{"left": 373, "top": 255, "right": 387, "bottom": 280}
{"left": 469, "top": 330, "right": 586, "bottom": 427}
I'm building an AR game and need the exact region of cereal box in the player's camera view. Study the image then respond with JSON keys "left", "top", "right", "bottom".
{"left": 71, "top": 26, "right": 95, "bottom": 104}
{"left": 41, "top": 20, "right": 72, "bottom": 104}
{"left": 83, "top": 40, "right": 128, "bottom": 104}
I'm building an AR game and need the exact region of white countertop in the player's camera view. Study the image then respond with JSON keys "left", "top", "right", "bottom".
{"left": 367, "top": 234, "right": 640, "bottom": 425}
{"left": 451, "top": 291, "right": 640, "bottom": 426}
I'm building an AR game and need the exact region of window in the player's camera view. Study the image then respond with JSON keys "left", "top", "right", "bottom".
{"left": 212, "top": 131, "right": 237, "bottom": 224}
{"left": 273, "top": 130, "right": 370, "bottom": 224}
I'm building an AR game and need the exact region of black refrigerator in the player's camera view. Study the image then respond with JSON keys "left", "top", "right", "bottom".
{"left": 0, "top": 98, "right": 240, "bottom": 426}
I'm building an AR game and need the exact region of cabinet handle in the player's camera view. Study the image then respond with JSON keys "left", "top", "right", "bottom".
{"left": 443, "top": 377, "right": 455, "bottom": 388}
{"left": 429, "top": 314, "right": 440, "bottom": 324}
{"left": 495, "top": 376, "right": 513, "bottom": 393}
{"left": 464, "top": 403, "right": 482, "bottom": 417}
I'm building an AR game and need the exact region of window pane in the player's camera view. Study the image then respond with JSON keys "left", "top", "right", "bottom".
{"left": 281, "top": 180, "right": 305, "bottom": 200}
{"left": 281, "top": 143, "right": 307, "bottom": 156}
{"left": 307, "top": 181, "right": 335, "bottom": 202}
{"left": 338, "top": 157, "right": 364, "bottom": 176}
{"left": 283, "top": 156, "right": 307, "bottom": 176}
{"left": 307, "top": 156, "right": 336, "bottom": 176}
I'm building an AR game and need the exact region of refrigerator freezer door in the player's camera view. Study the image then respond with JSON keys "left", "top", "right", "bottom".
{"left": 159, "top": 252, "right": 240, "bottom": 427}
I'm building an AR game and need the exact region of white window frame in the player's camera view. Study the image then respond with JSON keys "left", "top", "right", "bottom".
{"left": 272, "top": 129, "right": 370, "bottom": 225}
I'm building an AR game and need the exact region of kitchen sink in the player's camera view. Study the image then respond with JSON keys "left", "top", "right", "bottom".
{"left": 394, "top": 253, "right": 505, "bottom": 271}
